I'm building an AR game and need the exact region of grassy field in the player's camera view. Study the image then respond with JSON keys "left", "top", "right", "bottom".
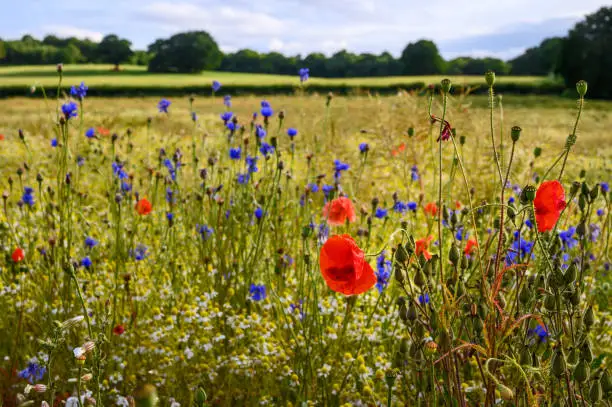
{"left": 0, "top": 64, "right": 549, "bottom": 89}
{"left": 0, "top": 87, "right": 610, "bottom": 405}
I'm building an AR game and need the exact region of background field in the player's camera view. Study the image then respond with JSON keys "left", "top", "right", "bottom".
{"left": 0, "top": 64, "right": 562, "bottom": 97}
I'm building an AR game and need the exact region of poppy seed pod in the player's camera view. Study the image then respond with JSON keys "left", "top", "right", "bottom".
{"left": 440, "top": 78, "right": 452, "bottom": 94}
{"left": 589, "top": 379, "right": 602, "bottom": 403}
{"left": 511, "top": 126, "right": 521, "bottom": 142}
{"left": 520, "top": 185, "right": 536, "bottom": 204}
{"left": 574, "top": 359, "right": 589, "bottom": 383}
{"left": 485, "top": 70, "right": 496, "bottom": 87}
{"left": 576, "top": 80, "right": 588, "bottom": 97}
{"left": 550, "top": 349, "right": 566, "bottom": 378}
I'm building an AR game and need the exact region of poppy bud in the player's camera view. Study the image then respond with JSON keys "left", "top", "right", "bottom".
{"left": 589, "top": 379, "right": 602, "bottom": 403}
{"left": 195, "top": 388, "right": 207, "bottom": 407}
{"left": 576, "top": 221, "right": 586, "bottom": 238}
{"left": 437, "top": 329, "right": 451, "bottom": 351}
{"left": 398, "top": 304, "right": 409, "bottom": 323}
{"left": 574, "top": 360, "right": 589, "bottom": 383}
{"left": 394, "top": 267, "right": 404, "bottom": 284}
{"left": 19, "top": 129, "right": 25, "bottom": 140}
{"left": 507, "top": 204, "right": 516, "bottom": 220}
{"left": 520, "top": 185, "right": 536, "bottom": 204}
{"left": 550, "top": 349, "right": 566, "bottom": 378}
{"left": 450, "top": 211, "right": 458, "bottom": 226}
{"left": 570, "top": 181, "right": 580, "bottom": 196}
{"left": 519, "top": 347, "right": 531, "bottom": 365}
{"left": 414, "top": 269, "right": 425, "bottom": 287}
{"left": 407, "top": 127, "right": 415, "bottom": 137}
{"left": 567, "top": 348, "right": 579, "bottom": 365}
{"left": 601, "top": 369, "right": 612, "bottom": 393}
{"left": 440, "top": 78, "right": 452, "bottom": 94}
{"left": 576, "top": 80, "right": 588, "bottom": 97}
{"left": 484, "top": 70, "right": 496, "bottom": 87}
{"left": 326, "top": 92, "right": 333, "bottom": 106}
{"left": 589, "top": 185, "right": 599, "bottom": 201}
{"left": 565, "top": 134, "right": 577, "bottom": 149}
{"left": 518, "top": 284, "right": 532, "bottom": 305}
{"left": 544, "top": 294, "right": 557, "bottom": 311}
{"left": 581, "top": 340, "right": 593, "bottom": 363}
{"left": 578, "top": 194, "right": 587, "bottom": 211}
{"left": 497, "top": 383, "right": 513, "bottom": 401}
{"left": 278, "top": 110, "right": 285, "bottom": 120}
{"left": 407, "top": 303, "right": 417, "bottom": 322}
{"left": 405, "top": 236, "right": 415, "bottom": 255}
{"left": 563, "top": 264, "right": 577, "bottom": 285}
{"left": 449, "top": 243, "right": 460, "bottom": 266}
{"left": 459, "top": 135, "right": 466, "bottom": 145}
{"left": 581, "top": 182, "right": 590, "bottom": 197}
{"left": 473, "top": 317, "right": 483, "bottom": 333}
{"left": 533, "top": 147, "right": 542, "bottom": 158}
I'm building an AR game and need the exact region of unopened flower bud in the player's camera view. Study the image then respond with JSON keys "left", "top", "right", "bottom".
{"left": 485, "top": 70, "right": 496, "bottom": 87}
{"left": 589, "top": 379, "right": 602, "bottom": 403}
{"left": 62, "top": 315, "right": 85, "bottom": 330}
{"left": 81, "top": 373, "right": 93, "bottom": 382}
{"left": 533, "top": 147, "right": 542, "bottom": 158}
{"left": 497, "top": 383, "right": 513, "bottom": 400}
{"left": 440, "top": 78, "right": 452, "bottom": 94}
{"left": 574, "top": 360, "right": 590, "bottom": 383}
{"left": 576, "top": 80, "right": 588, "bottom": 97}
{"left": 550, "top": 349, "right": 566, "bottom": 378}
{"left": 33, "top": 384, "right": 48, "bottom": 393}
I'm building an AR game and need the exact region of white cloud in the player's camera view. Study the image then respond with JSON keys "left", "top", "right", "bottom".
{"left": 42, "top": 25, "right": 104, "bottom": 42}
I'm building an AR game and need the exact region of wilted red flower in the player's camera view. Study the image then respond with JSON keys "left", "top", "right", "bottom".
{"left": 424, "top": 202, "right": 438, "bottom": 217}
{"left": 113, "top": 324, "right": 125, "bottom": 335}
{"left": 12, "top": 247, "right": 25, "bottom": 263}
{"left": 464, "top": 239, "right": 478, "bottom": 255}
{"left": 534, "top": 180, "right": 566, "bottom": 232}
{"left": 430, "top": 115, "right": 452, "bottom": 142}
{"left": 135, "top": 198, "right": 152, "bottom": 215}
{"left": 319, "top": 234, "right": 376, "bottom": 295}
{"left": 323, "top": 197, "right": 356, "bottom": 226}
{"left": 415, "top": 236, "right": 433, "bottom": 260}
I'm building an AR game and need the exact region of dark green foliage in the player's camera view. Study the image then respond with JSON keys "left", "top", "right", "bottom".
{"left": 400, "top": 40, "right": 445, "bottom": 75}
{"left": 557, "top": 6, "right": 612, "bottom": 98}
{"left": 97, "top": 35, "right": 133, "bottom": 69}
{"left": 147, "top": 31, "right": 222, "bottom": 73}
{"left": 510, "top": 38, "right": 562, "bottom": 75}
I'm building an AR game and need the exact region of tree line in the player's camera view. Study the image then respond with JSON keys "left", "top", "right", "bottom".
{"left": 0, "top": 6, "right": 610, "bottom": 96}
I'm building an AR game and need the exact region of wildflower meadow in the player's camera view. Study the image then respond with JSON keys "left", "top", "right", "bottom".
{"left": 0, "top": 67, "right": 611, "bottom": 407}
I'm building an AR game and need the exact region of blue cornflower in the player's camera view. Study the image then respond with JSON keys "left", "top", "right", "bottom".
{"left": 259, "top": 142, "right": 274, "bottom": 156}
{"left": 525, "top": 219, "right": 533, "bottom": 229}
{"left": 226, "top": 122, "right": 238, "bottom": 131}
{"left": 375, "top": 208, "right": 388, "bottom": 219}
{"left": 18, "top": 362, "right": 46, "bottom": 384}
{"left": 601, "top": 182, "right": 609, "bottom": 193}
{"left": 229, "top": 147, "right": 241, "bottom": 160}
{"left": 112, "top": 162, "right": 128, "bottom": 179}
{"left": 157, "top": 98, "right": 171, "bottom": 113}
{"left": 359, "top": 143, "right": 369, "bottom": 153}
{"left": 256, "top": 125, "right": 266, "bottom": 138}
{"left": 298, "top": 67, "right": 309, "bottom": 82}
{"left": 333, "top": 159, "right": 350, "bottom": 179}
{"left": 166, "top": 187, "right": 175, "bottom": 203}
{"left": 196, "top": 224, "right": 214, "bottom": 240}
{"left": 131, "top": 244, "right": 149, "bottom": 261}
{"left": 249, "top": 284, "right": 267, "bottom": 301}
{"left": 508, "top": 196, "right": 515, "bottom": 204}
{"left": 166, "top": 212, "right": 174, "bottom": 222}
{"left": 393, "top": 201, "right": 408, "bottom": 213}
{"left": 418, "top": 293, "right": 430, "bottom": 305}
{"left": 85, "top": 127, "right": 95, "bottom": 138}
{"left": 455, "top": 227, "right": 467, "bottom": 241}
{"left": 261, "top": 101, "right": 273, "bottom": 117}
{"left": 223, "top": 95, "right": 232, "bottom": 108}
{"left": 237, "top": 173, "right": 250, "bottom": 185}
{"left": 22, "top": 187, "right": 35, "bottom": 206}
{"left": 261, "top": 100, "right": 271, "bottom": 107}
{"left": 287, "top": 128, "right": 298, "bottom": 138}
{"left": 558, "top": 227, "right": 578, "bottom": 250}
{"left": 318, "top": 222, "right": 330, "bottom": 244}
{"left": 212, "top": 80, "right": 221, "bottom": 92}
{"left": 85, "top": 237, "right": 98, "bottom": 248}
{"left": 597, "top": 208, "right": 605, "bottom": 217}
{"left": 322, "top": 185, "right": 335, "bottom": 199}
{"left": 375, "top": 252, "right": 391, "bottom": 292}
{"left": 77, "top": 156, "right": 85, "bottom": 167}
{"left": 590, "top": 223, "right": 601, "bottom": 242}
{"left": 70, "top": 82, "right": 88, "bottom": 99}
{"left": 61, "top": 101, "right": 78, "bottom": 119}
{"left": 528, "top": 324, "right": 549, "bottom": 344}
{"left": 51, "top": 138, "right": 58, "bottom": 147}
{"left": 220, "top": 112, "right": 233, "bottom": 122}
{"left": 411, "top": 165, "right": 419, "bottom": 182}
{"left": 506, "top": 231, "right": 534, "bottom": 266}
{"left": 81, "top": 256, "right": 92, "bottom": 268}
{"left": 121, "top": 181, "right": 132, "bottom": 193}
{"left": 407, "top": 202, "right": 418, "bottom": 212}
{"left": 299, "top": 194, "right": 306, "bottom": 207}
{"left": 254, "top": 207, "right": 264, "bottom": 219}
{"left": 191, "top": 112, "right": 197, "bottom": 122}
{"left": 307, "top": 183, "right": 319, "bottom": 193}
{"left": 246, "top": 155, "right": 259, "bottom": 173}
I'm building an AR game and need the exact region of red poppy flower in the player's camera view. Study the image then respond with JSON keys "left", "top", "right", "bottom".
{"left": 0, "top": 134, "right": 5, "bottom": 141}
{"left": 113, "top": 324, "right": 125, "bottom": 335}
{"left": 455, "top": 200, "right": 462, "bottom": 210}
{"left": 97, "top": 127, "right": 110, "bottom": 136}
{"left": 12, "top": 247, "right": 25, "bottom": 263}
{"left": 424, "top": 202, "right": 438, "bottom": 217}
{"left": 323, "top": 197, "right": 356, "bottom": 226}
{"left": 415, "top": 236, "right": 433, "bottom": 260}
{"left": 391, "top": 143, "right": 406, "bottom": 157}
{"left": 135, "top": 198, "right": 152, "bottom": 215}
{"left": 534, "top": 180, "right": 566, "bottom": 232}
{"left": 319, "top": 234, "right": 376, "bottom": 296}
{"left": 464, "top": 239, "right": 478, "bottom": 255}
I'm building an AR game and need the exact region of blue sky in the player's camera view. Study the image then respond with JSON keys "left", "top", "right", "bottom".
{"left": 1, "top": 0, "right": 607, "bottom": 59}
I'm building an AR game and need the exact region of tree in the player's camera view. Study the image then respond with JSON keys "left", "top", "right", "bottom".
{"left": 147, "top": 31, "right": 222, "bottom": 73}
{"left": 510, "top": 38, "right": 562, "bottom": 75}
{"left": 97, "top": 34, "right": 133, "bottom": 70}
{"left": 400, "top": 40, "right": 445, "bottom": 75}
{"left": 557, "top": 7, "right": 612, "bottom": 98}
